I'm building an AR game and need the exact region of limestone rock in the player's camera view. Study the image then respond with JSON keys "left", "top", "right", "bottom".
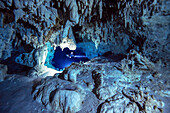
{"left": 15, "top": 46, "right": 48, "bottom": 67}
{"left": 61, "top": 0, "right": 79, "bottom": 39}
{"left": 13, "top": 0, "right": 22, "bottom": 8}
{"left": 63, "top": 63, "right": 88, "bottom": 83}
{"left": 15, "top": 50, "right": 35, "bottom": 67}
{"left": 0, "top": 25, "right": 14, "bottom": 60}
{"left": 96, "top": 85, "right": 117, "bottom": 100}
{"left": 59, "top": 37, "right": 76, "bottom": 51}
{"left": 15, "top": 46, "right": 51, "bottom": 77}
{"left": 13, "top": 9, "right": 25, "bottom": 22}
{"left": 44, "top": 42, "right": 55, "bottom": 69}
{"left": 92, "top": 70, "right": 104, "bottom": 88}
{"left": 51, "top": 90, "right": 82, "bottom": 113}
{"left": 77, "top": 90, "right": 99, "bottom": 113}
{"left": 0, "top": 64, "right": 8, "bottom": 81}
{"left": 0, "top": 1, "right": 5, "bottom": 9}
{"left": 0, "top": 0, "right": 169, "bottom": 112}
{"left": 122, "top": 88, "right": 164, "bottom": 113}
{"left": 100, "top": 94, "right": 131, "bottom": 113}
{"left": 32, "top": 77, "right": 85, "bottom": 113}
{"left": 119, "top": 50, "right": 157, "bottom": 82}
{"left": 100, "top": 88, "right": 164, "bottom": 113}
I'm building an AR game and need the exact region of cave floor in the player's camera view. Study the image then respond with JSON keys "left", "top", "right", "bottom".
{"left": 0, "top": 74, "right": 51, "bottom": 113}
{"left": 0, "top": 60, "right": 170, "bottom": 113}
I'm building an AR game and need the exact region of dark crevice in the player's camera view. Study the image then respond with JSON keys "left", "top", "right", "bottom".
{"left": 122, "top": 89, "right": 144, "bottom": 111}
{"left": 0, "top": 8, "right": 15, "bottom": 25}
{"left": 17, "top": 19, "right": 39, "bottom": 33}
{"left": 1, "top": 57, "right": 32, "bottom": 74}
{"left": 49, "top": 89, "right": 58, "bottom": 103}
{"left": 97, "top": 102, "right": 105, "bottom": 113}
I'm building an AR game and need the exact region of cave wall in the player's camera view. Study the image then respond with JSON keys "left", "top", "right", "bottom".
{"left": 0, "top": 0, "right": 169, "bottom": 70}
{"left": 0, "top": 0, "right": 58, "bottom": 60}
{"left": 76, "top": 0, "right": 170, "bottom": 62}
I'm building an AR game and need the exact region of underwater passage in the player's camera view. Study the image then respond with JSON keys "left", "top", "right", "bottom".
{"left": 51, "top": 47, "right": 89, "bottom": 70}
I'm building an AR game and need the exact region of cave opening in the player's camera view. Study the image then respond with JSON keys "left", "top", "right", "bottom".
{"left": 51, "top": 47, "right": 89, "bottom": 71}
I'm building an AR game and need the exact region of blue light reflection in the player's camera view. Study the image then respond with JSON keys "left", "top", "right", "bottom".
{"left": 51, "top": 47, "right": 89, "bottom": 70}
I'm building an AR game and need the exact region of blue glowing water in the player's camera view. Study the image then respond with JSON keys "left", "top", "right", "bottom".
{"left": 51, "top": 47, "right": 89, "bottom": 70}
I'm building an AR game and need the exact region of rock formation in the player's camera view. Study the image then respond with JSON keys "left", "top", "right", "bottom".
{"left": 32, "top": 54, "right": 167, "bottom": 113}
{"left": 0, "top": 0, "right": 169, "bottom": 113}
{"left": 0, "top": 64, "right": 8, "bottom": 81}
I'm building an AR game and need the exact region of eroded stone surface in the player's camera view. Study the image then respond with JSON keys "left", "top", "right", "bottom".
{"left": 0, "top": 64, "right": 8, "bottom": 81}
{"left": 32, "top": 76, "right": 86, "bottom": 112}
{"left": 100, "top": 88, "right": 164, "bottom": 113}
{"left": 32, "top": 53, "right": 169, "bottom": 112}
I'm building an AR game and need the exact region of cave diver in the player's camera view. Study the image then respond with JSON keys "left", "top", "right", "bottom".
{"left": 66, "top": 52, "right": 87, "bottom": 58}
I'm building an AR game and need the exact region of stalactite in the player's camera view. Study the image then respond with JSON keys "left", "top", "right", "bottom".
{"left": 58, "top": 2, "right": 60, "bottom": 8}
{"left": 99, "top": 0, "right": 102, "bottom": 19}
{"left": 118, "top": 2, "right": 120, "bottom": 9}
